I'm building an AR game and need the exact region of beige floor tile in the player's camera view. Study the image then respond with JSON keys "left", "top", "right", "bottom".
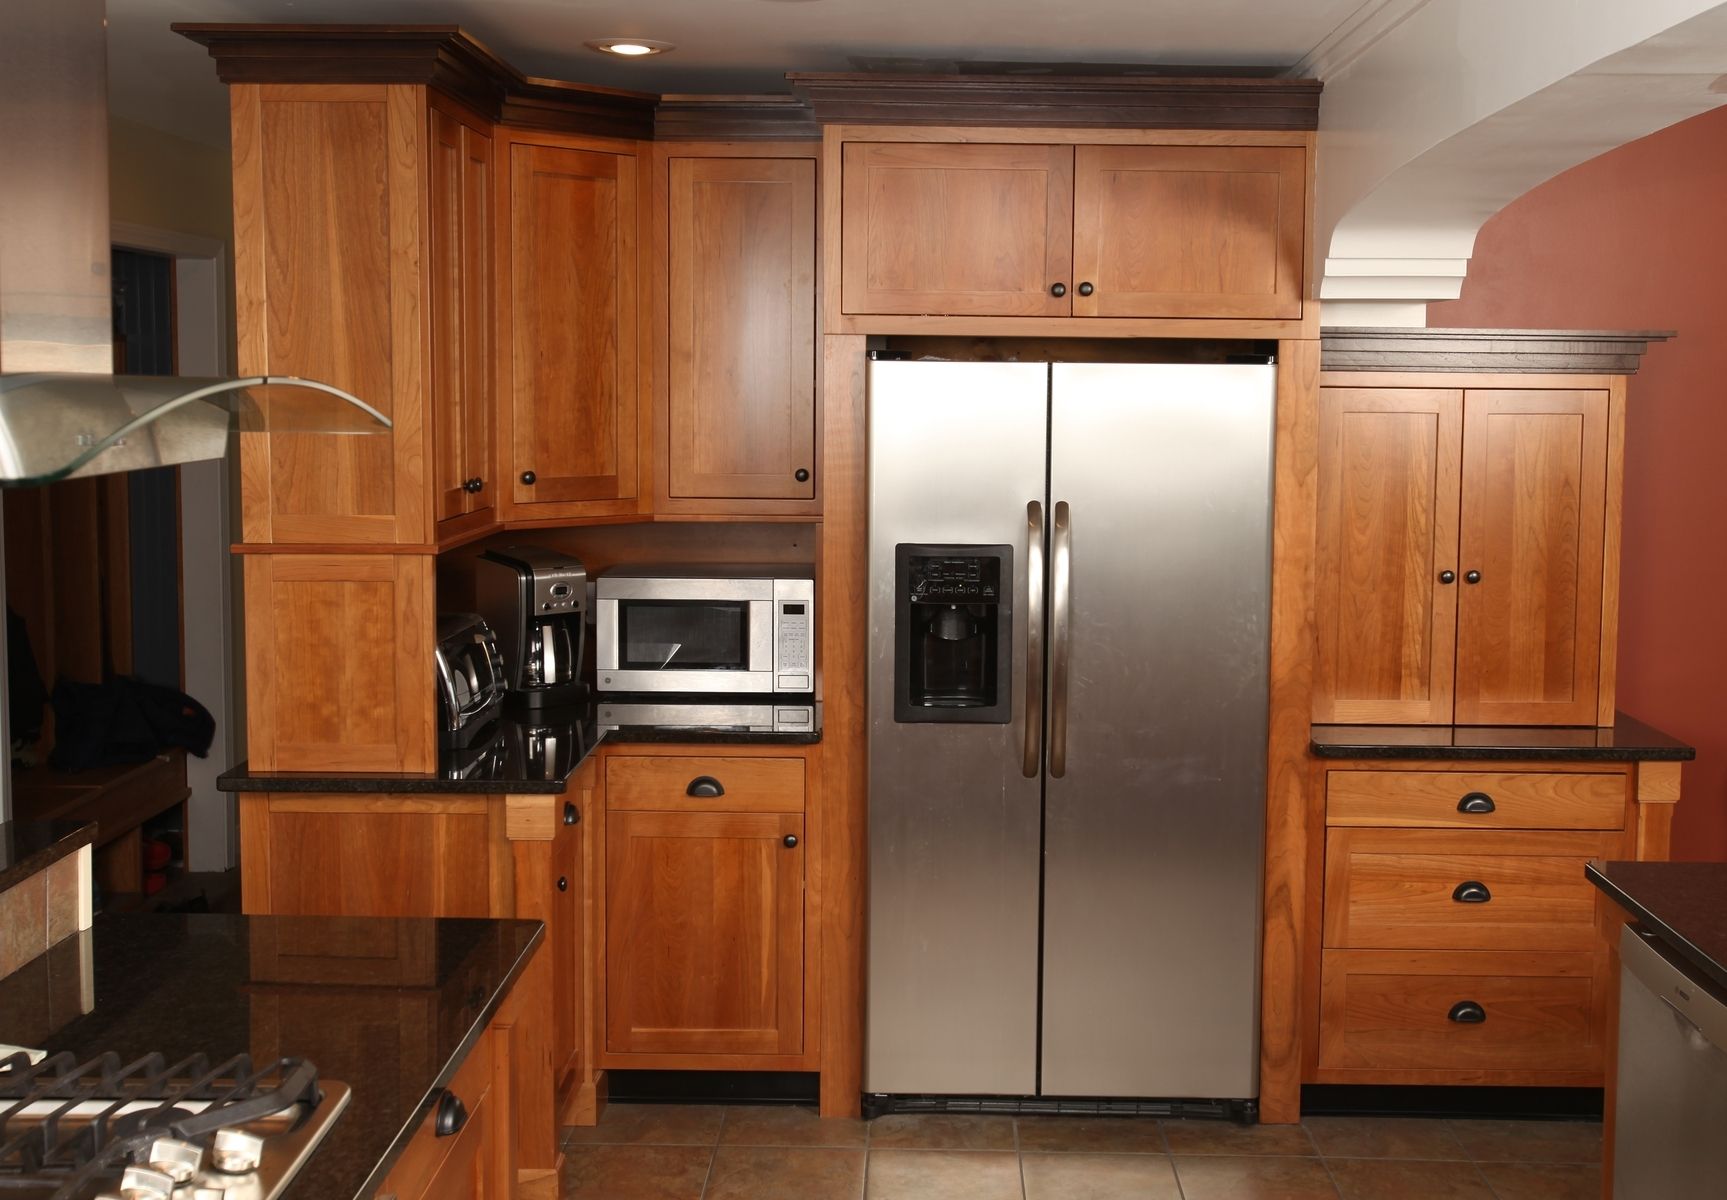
{"left": 704, "top": 1146, "right": 865, "bottom": 1200}
{"left": 867, "top": 1113, "right": 1017, "bottom": 1151}
{"left": 561, "top": 1145, "right": 712, "bottom": 1200}
{"left": 562, "top": 1103, "right": 726, "bottom": 1146}
{"left": 864, "top": 1150, "right": 1023, "bottom": 1200}
{"left": 1304, "top": 1116, "right": 1468, "bottom": 1160}
{"left": 1174, "top": 1155, "right": 1341, "bottom": 1199}
{"left": 1446, "top": 1120, "right": 1602, "bottom": 1164}
{"left": 1474, "top": 1162, "right": 1603, "bottom": 1199}
{"left": 1327, "top": 1158, "right": 1495, "bottom": 1199}
{"left": 1162, "top": 1119, "right": 1318, "bottom": 1156}
{"left": 1021, "top": 1151, "right": 1182, "bottom": 1199}
{"left": 1015, "top": 1116, "right": 1165, "bottom": 1154}
{"left": 720, "top": 1105, "right": 868, "bottom": 1148}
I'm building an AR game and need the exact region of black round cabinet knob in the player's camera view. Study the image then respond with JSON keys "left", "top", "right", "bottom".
{"left": 783, "top": 834, "right": 799, "bottom": 849}
{"left": 795, "top": 468, "right": 811, "bottom": 483}
{"left": 1464, "top": 569, "right": 1482, "bottom": 584}
{"left": 1438, "top": 570, "right": 1456, "bottom": 584}
{"left": 1049, "top": 282, "right": 1067, "bottom": 297}
{"left": 520, "top": 470, "right": 537, "bottom": 486}
{"left": 557, "top": 876, "right": 568, "bottom": 892}
{"left": 1077, "top": 281, "right": 1095, "bottom": 297}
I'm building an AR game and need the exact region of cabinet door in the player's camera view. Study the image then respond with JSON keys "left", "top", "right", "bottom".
{"left": 504, "top": 142, "right": 638, "bottom": 510}
{"left": 606, "top": 810, "right": 804, "bottom": 1056}
{"left": 667, "top": 156, "right": 816, "bottom": 501}
{"left": 1071, "top": 145, "right": 1305, "bottom": 319}
{"left": 1454, "top": 390, "right": 1608, "bottom": 725}
{"left": 1313, "top": 388, "right": 1462, "bottom": 724}
{"left": 840, "top": 142, "right": 1073, "bottom": 316}
{"left": 429, "top": 109, "right": 494, "bottom": 530}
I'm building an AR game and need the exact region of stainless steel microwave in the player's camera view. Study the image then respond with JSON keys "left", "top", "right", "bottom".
{"left": 594, "top": 565, "right": 815, "bottom": 695}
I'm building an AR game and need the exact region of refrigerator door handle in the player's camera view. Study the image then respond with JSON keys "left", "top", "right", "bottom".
{"left": 1049, "top": 499, "right": 1072, "bottom": 778}
{"left": 1023, "top": 500, "right": 1045, "bottom": 777}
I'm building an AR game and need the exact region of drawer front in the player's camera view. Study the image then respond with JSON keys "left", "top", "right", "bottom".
{"left": 378, "top": 1032, "right": 493, "bottom": 1200}
{"left": 1318, "top": 949, "right": 1604, "bottom": 1077}
{"left": 1326, "top": 770, "right": 1624, "bottom": 829}
{"left": 1323, "top": 829, "right": 1621, "bottom": 951}
{"left": 606, "top": 754, "right": 804, "bottom": 813}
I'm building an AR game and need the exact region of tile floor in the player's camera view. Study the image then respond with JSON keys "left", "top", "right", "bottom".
{"left": 560, "top": 1106, "right": 1602, "bottom": 1199}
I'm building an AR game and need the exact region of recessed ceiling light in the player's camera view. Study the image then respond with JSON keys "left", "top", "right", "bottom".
{"left": 586, "top": 38, "right": 675, "bottom": 58}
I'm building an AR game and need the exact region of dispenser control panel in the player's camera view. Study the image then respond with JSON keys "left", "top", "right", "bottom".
{"left": 909, "top": 556, "right": 1001, "bottom": 602}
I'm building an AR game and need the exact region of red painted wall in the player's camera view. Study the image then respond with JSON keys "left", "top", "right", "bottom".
{"left": 1429, "top": 105, "right": 1727, "bottom": 860}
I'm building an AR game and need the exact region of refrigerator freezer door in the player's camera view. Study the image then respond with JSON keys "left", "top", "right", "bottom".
{"left": 1040, "top": 362, "right": 1275, "bottom": 1099}
{"left": 866, "top": 359, "right": 1049, "bottom": 1095}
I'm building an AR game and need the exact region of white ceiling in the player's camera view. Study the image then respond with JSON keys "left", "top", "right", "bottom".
{"left": 108, "top": 0, "right": 1372, "bottom": 147}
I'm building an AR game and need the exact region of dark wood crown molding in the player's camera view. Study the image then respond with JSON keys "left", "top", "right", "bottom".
{"left": 173, "top": 23, "right": 658, "bottom": 139}
{"left": 1321, "top": 328, "right": 1676, "bottom": 375}
{"left": 784, "top": 71, "right": 1322, "bottom": 130}
{"left": 655, "top": 95, "right": 818, "bottom": 141}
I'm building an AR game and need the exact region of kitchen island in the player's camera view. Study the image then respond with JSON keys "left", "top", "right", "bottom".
{"left": 0, "top": 913, "right": 541, "bottom": 1199}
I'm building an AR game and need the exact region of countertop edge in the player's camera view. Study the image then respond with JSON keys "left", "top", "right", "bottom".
{"left": 0, "top": 821, "right": 96, "bottom": 894}
{"left": 347, "top": 919, "right": 546, "bottom": 1200}
{"left": 1309, "top": 742, "right": 1697, "bottom": 762}
{"left": 1586, "top": 862, "right": 1727, "bottom": 994}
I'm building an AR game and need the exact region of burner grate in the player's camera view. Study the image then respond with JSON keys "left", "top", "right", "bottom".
{"left": 0, "top": 1052, "right": 323, "bottom": 1199}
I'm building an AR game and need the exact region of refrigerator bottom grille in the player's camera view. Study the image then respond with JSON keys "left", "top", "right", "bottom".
{"left": 862, "top": 1094, "right": 1258, "bottom": 1123}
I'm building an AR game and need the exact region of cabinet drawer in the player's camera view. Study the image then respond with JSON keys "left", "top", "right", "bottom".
{"left": 378, "top": 1032, "right": 493, "bottom": 1200}
{"left": 1326, "top": 770, "right": 1624, "bottom": 829}
{"left": 1318, "top": 949, "right": 1605, "bottom": 1078}
{"left": 606, "top": 755, "right": 804, "bottom": 812}
{"left": 1323, "top": 829, "right": 1620, "bottom": 951}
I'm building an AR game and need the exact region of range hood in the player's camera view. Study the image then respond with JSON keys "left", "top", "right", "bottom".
{"left": 0, "top": 0, "right": 389, "bottom": 489}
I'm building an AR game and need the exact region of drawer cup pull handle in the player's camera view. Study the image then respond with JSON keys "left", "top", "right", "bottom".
{"left": 1448, "top": 1000, "right": 1487, "bottom": 1025}
{"left": 564, "top": 801, "right": 579, "bottom": 826}
{"left": 1452, "top": 881, "right": 1492, "bottom": 903}
{"left": 1457, "top": 792, "right": 1496, "bottom": 814}
{"left": 686, "top": 775, "right": 726, "bottom": 798}
{"left": 434, "top": 1089, "right": 468, "bottom": 1137}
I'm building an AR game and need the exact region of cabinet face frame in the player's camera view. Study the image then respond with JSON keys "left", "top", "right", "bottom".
{"left": 494, "top": 128, "right": 647, "bottom": 523}
{"left": 821, "top": 125, "right": 1317, "bottom": 340}
{"left": 648, "top": 142, "right": 824, "bottom": 517}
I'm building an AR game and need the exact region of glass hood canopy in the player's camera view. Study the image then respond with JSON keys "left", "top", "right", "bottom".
{"left": 0, "top": 373, "right": 392, "bottom": 487}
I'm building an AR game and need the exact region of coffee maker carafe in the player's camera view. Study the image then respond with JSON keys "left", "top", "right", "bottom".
{"left": 474, "top": 546, "right": 588, "bottom": 710}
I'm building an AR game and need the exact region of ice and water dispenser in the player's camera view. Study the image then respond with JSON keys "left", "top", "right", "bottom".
{"left": 893, "top": 545, "right": 1013, "bottom": 724}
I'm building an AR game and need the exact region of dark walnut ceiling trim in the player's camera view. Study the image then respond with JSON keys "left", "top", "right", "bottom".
{"left": 785, "top": 72, "right": 1322, "bottom": 130}
{"left": 1322, "top": 328, "right": 1676, "bottom": 375}
{"left": 173, "top": 23, "right": 658, "bottom": 139}
{"left": 655, "top": 95, "right": 819, "bottom": 140}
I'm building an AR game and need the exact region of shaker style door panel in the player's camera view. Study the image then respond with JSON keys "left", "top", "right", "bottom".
{"left": 605, "top": 810, "right": 804, "bottom": 1057}
{"left": 668, "top": 156, "right": 816, "bottom": 500}
{"left": 1313, "top": 388, "right": 1462, "bottom": 724}
{"left": 1454, "top": 390, "right": 1608, "bottom": 725}
{"left": 232, "top": 84, "right": 427, "bottom": 544}
{"left": 841, "top": 142, "right": 1074, "bottom": 316}
{"left": 429, "top": 105, "right": 495, "bottom": 532}
{"left": 1070, "top": 144, "right": 1306, "bottom": 319}
{"left": 503, "top": 142, "right": 638, "bottom": 510}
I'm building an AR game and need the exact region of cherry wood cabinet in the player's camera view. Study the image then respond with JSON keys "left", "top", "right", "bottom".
{"left": 498, "top": 135, "right": 641, "bottom": 520}
{"left": 837, "top": 138, "right": 1307, "bottom": 323}
{"left": 1314, "top": 382, "right": 1613, "bottom": 726}
{"left": 1071, "top": 144, "right": 1305, "bottom": 319}
{"left": 659, "top": 149, "right": 819, "bottom": 509}
{"left": 840, "top": 142, "right": 1073, "bottom": 317}
{"left": 599, "top": 748, "right": 816, "bottom": 1068}
{"left": 429, "top": 99, "right": 496, "bottom": 539}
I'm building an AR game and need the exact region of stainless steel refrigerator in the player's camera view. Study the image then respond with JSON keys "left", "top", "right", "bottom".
{"left": 866, "top": 357, "right": 1274, "bottom": 1106}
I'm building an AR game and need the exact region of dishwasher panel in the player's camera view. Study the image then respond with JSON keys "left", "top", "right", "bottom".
{"left": 1614, "top": 924, "right": 1727, "bottom": 1199}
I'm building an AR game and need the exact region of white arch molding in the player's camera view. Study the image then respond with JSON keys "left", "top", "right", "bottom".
{"left": 1313, "top": 0, "right": 1727, "bottom": 326}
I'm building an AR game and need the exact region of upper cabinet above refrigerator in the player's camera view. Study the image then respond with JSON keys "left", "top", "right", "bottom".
{"left": 838, "top": 140, "right": 1307, "bottom": 325}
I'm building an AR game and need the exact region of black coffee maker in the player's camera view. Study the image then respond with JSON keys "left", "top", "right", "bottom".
{"left": 893, "top": 545, "right": 1013, "bottom": 724}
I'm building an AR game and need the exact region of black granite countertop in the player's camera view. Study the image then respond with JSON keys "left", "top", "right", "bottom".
{"left": 1588, "top": 861, "right": 1727, "bottom": 993}
{"left": 217, "top": 703, "right": 821, "bottom": 795}
{"left": 1311, "top": 712, "right": 1694, "bottom": 761}
{"left": 0, "top": 820, "right": 94, "bottom": 894}
{"left": 2, "top": 913, "right": 541, "bottom": 1200}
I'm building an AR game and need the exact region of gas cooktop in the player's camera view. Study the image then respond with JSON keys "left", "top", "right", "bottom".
{"left": 0, "top": 1051, "right": 348, "bottom": 1200}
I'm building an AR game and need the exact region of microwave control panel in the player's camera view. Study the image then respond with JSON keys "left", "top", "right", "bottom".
{"left": 773, "top": 578, "right": 816, "bottom": 692}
